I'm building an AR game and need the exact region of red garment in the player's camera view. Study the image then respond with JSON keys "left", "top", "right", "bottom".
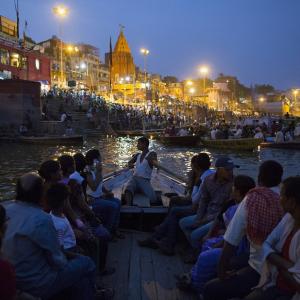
{"left": 0, "top": 259, "right": 16, "bottom": 300}
{"left": 276, "top": 230, "right": 297, "bottom": 293}
{"left": 246, "top": 187, "right": 284, "bottom": 245}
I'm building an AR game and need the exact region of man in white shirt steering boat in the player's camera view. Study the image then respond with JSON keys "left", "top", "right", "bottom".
{"left": 124, "top": 137, "right": 159, "bottom": 206}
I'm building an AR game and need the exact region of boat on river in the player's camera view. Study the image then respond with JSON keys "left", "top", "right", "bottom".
{"left": 260, "top": 141, "right": 300, "bottom": 150}
{"left": 157, "top": 135, "right": 200, "bottom": 146}
{"left": 115, "top": 129, "right": 164, "bottom": 137}
{"left": 200, "top": 137, "right": 263, "bottom": 151}
{"left": 103, "top": 168, "right": 186, "bottom": 216}
{"left": 0, "top": 135, "right": 84, "bottom": 145}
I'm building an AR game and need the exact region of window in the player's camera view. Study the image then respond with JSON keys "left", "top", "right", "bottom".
{"left": 10, "top": 52, "right": 20, "bottom": 67}
{"left": 35, "top": 59, "right": 40, "bottom": 70}
{"left": 0, "top": 48, "right": 9, "bottom": 65}
{"left": 21, "top": 56, "right": 27, "bottom": 69}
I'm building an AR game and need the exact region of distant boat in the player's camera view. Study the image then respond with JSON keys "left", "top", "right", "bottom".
{"left": 200, "top": 137, "right": 262, "bottom": 151}
{"left": 0, "top": 135, "right": 84, "bottom": 145}
{"left": 157, "top": 135, "right": 200, "bottom": 146}
{"left": 115, "top": 129, "right": 164, "bottom": 137}
{"left": 260, "top": 141, "right": 300, "bottom": 150}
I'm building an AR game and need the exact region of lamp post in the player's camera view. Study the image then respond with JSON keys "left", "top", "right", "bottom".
{"left": 199, "top": 66, "right": 209, "bottom": 94}
{"left": 53, "top": 4, "right": 69, "bottom": 87}
{"left": 140, "top": 48, "right": 150, "bottom": 105}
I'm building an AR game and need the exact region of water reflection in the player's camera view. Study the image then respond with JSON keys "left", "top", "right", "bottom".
{"left": 0, "top": 137, "right": 300, "bottom": 201}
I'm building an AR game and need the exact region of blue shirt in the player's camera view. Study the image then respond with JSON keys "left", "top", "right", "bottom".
{"left": 2, "top": 201, "right": 67, "bottom": 295}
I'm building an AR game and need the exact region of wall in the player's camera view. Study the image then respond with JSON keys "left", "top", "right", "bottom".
{"left": 0, "top": 80, "right": 41, "bottom": 135}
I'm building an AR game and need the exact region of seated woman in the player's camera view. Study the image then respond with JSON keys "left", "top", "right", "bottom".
{"left": 0, "top": 205, "right": 16, "bottom": 300}
{"left": 68, "top": 179, "right": 114, "bottom": 276}
{"left": 85, "top": 149, "right": 122, "bottom": 238}
{"left": 176, "top": 175, "right": 255, "bottom": 295}
{"left": 245, "top": 176, "right": 300, "bottom": 300}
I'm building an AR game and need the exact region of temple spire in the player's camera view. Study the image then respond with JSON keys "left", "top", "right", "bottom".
{"left": 114, "top": 27, "right": 131, "bottom": 53}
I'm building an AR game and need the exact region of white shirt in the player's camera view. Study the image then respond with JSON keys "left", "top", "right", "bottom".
{"left": 275, "top": 131, "right": 284, "bottom": 143}
{"left": 224, "top": 186, "right": 280, "bottom": 273}
{"left": 134, "top": 152, "right": 153, "bottom": 180}
{"left": 69, "top": 171, "right": 84, "bottom": 185}
{"left": 234, "top": 128, "right": 243, "bottom": 138}
{"left": 178, "top": 128, "right": 188, "bottom": 136}
{"left": 86, "top": 169, "right": 103, "bottom": 198}
{"left": 191, "top": 169, "right": 216, "bottom": 204}
{"left": 254, "top": 132, "right": 264, "bottom": 139}
{"left": 50, "top": 212, "right": 76, "bottom": 250}
{"left": 211, "top": 129, "right": 216, "bottom": 140}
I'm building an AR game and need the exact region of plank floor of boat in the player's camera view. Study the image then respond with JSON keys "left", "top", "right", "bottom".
{"left": 103, "top": 231, "right": 197, "bottom": 300}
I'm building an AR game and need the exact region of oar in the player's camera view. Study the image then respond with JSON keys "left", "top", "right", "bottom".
{"left": 157, "top": 164, "right": 188, "bottom": 184}
{"left": 103, "top": 167, "right": 130, "bottom": 180}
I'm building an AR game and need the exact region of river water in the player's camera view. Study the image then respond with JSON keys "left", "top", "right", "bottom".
{"left": 0, "top": 137, "right": 300, "bottom": 201}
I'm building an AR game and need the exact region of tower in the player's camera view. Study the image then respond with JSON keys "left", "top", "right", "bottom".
{"left": 111, "top": 28, "right": 135, "bottom": 85}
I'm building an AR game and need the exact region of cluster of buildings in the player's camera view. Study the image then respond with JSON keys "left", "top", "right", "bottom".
{"left": 0, "top": 14, "right": 299, "bottom": 116}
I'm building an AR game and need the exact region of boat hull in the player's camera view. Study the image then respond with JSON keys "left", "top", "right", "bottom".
{"left": 16, "top": 135, "right": 84, "bottom": 145}
{"left": 201, "top": 138, "right": 262, "bottom": 151}
{"left": 260, "top": 142, "right": 300, "bottom": 150}
{"left": 157, "top": 135, "right": 200, "bottom": 146}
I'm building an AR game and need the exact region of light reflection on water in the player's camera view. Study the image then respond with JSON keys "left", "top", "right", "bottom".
{"left": 0, "top": 137, "right": 300, "bottom": 201}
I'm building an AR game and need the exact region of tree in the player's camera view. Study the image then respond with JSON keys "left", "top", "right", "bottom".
{"left": 162, "top": 76, "right": 178, "bottom": 84}
{"left": 254, "top": 84, "right": 275, "bottom": 95}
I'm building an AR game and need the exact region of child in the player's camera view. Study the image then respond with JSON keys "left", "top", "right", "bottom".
{"left": 47, "top": 183, "right": 77, "bottom": 251}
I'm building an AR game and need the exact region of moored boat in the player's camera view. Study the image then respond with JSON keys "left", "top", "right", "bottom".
{"left": 115, "top": 129, "right": 164, "bottom": 137}
{"left": 157, "top": 135, "right": 200, "bottom": 146}
{"left": 260, "top": 141, "right": 300, "bottom": 150}
{"left": 200, "top": 137, "right": 262, "bottom": 151}
{"left": 0, "top": 135, "right": 84, "bottom": 145}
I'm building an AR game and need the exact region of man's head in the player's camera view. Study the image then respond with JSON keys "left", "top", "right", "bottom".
{"left": 280, "top": 176, "right": 300, "bottom": 216}
{"left": 232, "top": 175, "right": 256, "bottom": 203}
{"left": 215, "top": 156, "right": 238, "bottom": 181}
{"left": 46, "top": 183, "right": 70, "bottom": 212}
{"left": 73, "top": 153, "right": 86, "bottom": 173}
{"left": 137, "top": 136, "right": 149, "bottom": 151}
{"left": 16, "top": 172, "right": 44, "bottom": 205}
{"left": 191, "top": 153, "right": 211, "bottom": 173}
{"left": 258, "top": 160, "right": 283, "bottom": 188}
{"left": 85, "top": 149, "right": 101, "bottom": 166}
{"left": 39, "top": 160, "right": 62, "bottom": 182}
{"left": 58, "top": 155, "right": 75, "bottom": 177}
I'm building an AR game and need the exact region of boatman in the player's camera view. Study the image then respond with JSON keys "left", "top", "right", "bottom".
{"left": 124, "top": 136, "right": 159, "bottom": 205}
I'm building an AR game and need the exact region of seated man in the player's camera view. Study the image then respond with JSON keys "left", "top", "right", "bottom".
{"left": 138, "top": 153, "right": 214, "bottom": 255}
{"left": 2, "top": 172, "right": 112, "bottom": 300}
{"left": 179, "top": 156, "right": 236, "bottom": 259}
{"left": 124, "top": 136, "right": 159, "bottom": 205}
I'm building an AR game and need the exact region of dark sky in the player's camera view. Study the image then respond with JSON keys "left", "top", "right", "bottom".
{"left": 2, "top": 0, "right": 300, "bottom": 89}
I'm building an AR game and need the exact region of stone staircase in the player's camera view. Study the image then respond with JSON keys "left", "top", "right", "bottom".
{"left": 41, "top": 98, "right": 113, "bottom": 136}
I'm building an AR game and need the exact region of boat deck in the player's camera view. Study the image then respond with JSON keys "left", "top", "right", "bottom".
{"left": 103, "top": 231, "right": 196, "bottom": 300}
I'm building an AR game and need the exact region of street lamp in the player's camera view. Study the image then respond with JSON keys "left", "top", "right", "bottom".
{"left": 140, "top": 48, "right": 150, "bottom": 105}
{"left": 53, "top": 4, "right": 69, "bottom": 87}
{"left": 199, "top": 65, "right": 209, "bottom": 93}
{"left": 259, "top": 97, "right": 265, "bottom": 102}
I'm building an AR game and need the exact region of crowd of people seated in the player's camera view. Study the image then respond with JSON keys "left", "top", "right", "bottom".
{"left": 0, "top": 149, "right": 122, "bottom": 300}
{"left": 138, "top": 155, "right": 300, "bottom": 300}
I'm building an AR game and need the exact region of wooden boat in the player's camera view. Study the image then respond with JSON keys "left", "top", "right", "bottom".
{"left": 260, "top": 141, "right": 300, "bottom": 150}
{"left": 18, "top": 135, "right": 84, "bottom": 145}
{"left": 200, "top": 137, "right": 263, "bottom": 151}
{"left": 115, "top": 129, "right": 164, "bottom": 137}
{"left": 103, "top": 168, "right": 186, "bottom": 215}
{"left": 157, "top": 135, "right": 200, "bottom": 146}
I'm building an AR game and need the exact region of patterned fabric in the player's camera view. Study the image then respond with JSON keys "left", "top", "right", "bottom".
{"left": 246, "top": 187, "right": 284, "bottom": 245}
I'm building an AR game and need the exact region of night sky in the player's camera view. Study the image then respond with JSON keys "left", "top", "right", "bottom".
{"left": 2, "top": 0, "right": 300, "bottom": 89}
